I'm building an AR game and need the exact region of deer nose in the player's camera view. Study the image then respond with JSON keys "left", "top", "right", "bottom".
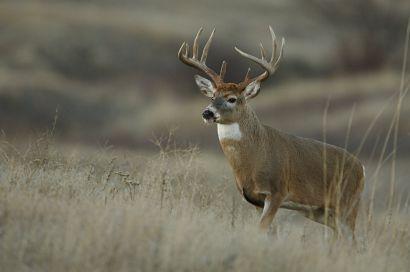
{"left": 202, "top": 109, "right": 214, "bottom": 120}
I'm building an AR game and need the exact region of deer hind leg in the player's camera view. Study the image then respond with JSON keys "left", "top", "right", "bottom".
{"left": 308, "top": 203, "right": 359, "bottom": 242}
{"left": 345, "top": 201, "right": 359, "bottom": 235}
{"left": 338, "top": 196, "right": 361, "bottom": 242}
{"left": 289, "top": 205, "right": 339, "bottom": 238}
{"left": 344, "top": 175, "right": 365, "bottom": 242}
{"left": 336, "top": 165, "right": 365, "bottom": 242}
{"left": 280, "top": 202, "right": 338, "bottom": 237}
{"left": 309, "top": 202, "right": 362, "bottom": 242}
{"left": 281, "top": 200, "right": 359, "bottom": 241}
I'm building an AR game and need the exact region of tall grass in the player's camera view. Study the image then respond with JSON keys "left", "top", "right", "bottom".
{"left": 0, "top": 128, "right": 406, "bottom": 272}
{"left": 0, "top": 128, "right": 409, "bottom": 271}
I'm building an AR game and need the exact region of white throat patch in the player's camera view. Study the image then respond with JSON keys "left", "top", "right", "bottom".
{"left": 217, "top": 123, "right": 242, "bottom": 141}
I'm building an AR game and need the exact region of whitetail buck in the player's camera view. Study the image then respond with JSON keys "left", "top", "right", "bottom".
{"left": 178, "top": 26, "right": 365, "bottom": 239}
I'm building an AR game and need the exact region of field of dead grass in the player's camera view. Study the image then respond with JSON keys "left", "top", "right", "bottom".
{"left": 0, "top": 133, "right": 409, "bottom": 272}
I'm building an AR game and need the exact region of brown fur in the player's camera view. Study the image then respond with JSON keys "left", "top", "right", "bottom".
{"left": 216, "top": 83, "right": 246, "bottom": 94}
{"left": 219, "top": 103, "right": 364, "bottom": 238}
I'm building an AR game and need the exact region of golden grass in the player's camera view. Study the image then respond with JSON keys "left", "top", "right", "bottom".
{"left": 0, "top": 132, "right": 409, "bottom": 272}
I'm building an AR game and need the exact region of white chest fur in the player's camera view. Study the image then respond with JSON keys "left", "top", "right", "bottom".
{"left": 217, "top": 123, "right": 242, "bottom": 141}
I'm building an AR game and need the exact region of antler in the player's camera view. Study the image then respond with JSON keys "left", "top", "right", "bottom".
{"left": 178, "top": 28, "right": 227, "bottom": 85}
{"left": 235, "top": 26, "right": 285, "bottom": 84}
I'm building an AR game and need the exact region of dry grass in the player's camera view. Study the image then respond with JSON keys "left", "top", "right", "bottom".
{"left": 0, "top": 132, "right": 409, "bottom": 272}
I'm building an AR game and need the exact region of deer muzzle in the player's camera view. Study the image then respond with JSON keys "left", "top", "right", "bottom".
{"left": 202, "top": 106, "right": 220, "bottom": 124}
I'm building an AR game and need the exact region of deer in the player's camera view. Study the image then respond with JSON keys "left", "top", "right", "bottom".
{"left": 177, "top": 26, "right": 365, "bottom": 239}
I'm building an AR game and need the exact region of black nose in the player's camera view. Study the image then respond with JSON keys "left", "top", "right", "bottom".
{"left": 202, "top": 109, "right": 214, "bottom": 120}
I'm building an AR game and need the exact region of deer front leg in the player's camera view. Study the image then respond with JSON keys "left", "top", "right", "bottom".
{"left": 259, "top": 192, "right": 284, "bottom": 231}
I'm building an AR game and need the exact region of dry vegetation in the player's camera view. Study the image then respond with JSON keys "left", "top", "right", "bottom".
{"left": 0, "top": 131, "right": 409, "bottom": 272}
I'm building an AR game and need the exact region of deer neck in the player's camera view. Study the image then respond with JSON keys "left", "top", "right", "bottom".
{"left": 217, "top": 105, "right": 265, "bottom": 168}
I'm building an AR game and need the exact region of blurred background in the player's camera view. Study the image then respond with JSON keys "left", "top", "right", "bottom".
{"left": 0, "top": 0, "right": 409, "bottom": 158}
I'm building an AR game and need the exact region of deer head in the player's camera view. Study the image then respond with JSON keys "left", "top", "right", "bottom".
{"left": 178, "top": 26, "right": 285, "bottom": 124}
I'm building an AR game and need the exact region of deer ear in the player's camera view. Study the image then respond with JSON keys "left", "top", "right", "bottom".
{"left": 243, "top": 80, "right": 261, "bottom": 100}
{"left": 195, "top": 75, "right": 216, "bottom": 97}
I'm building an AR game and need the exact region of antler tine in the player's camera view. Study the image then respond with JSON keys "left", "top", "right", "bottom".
{"left": 219, "top": 60, "right": 227, "bottom": 80}
{"left": 185, "top": 43, "right": 189, "bottom": 56}
{"left": 259, "top": 42, "right": 267, "bottom": 61}
{"left": 178, "top": 42, "right": 186, "bottom": 57}
{"left": 192, "top": 27, "right": 203, "bottom": 59}
{"left": 200, "top": 28, "right": 215, "bottom": 63}
{"left": 274, "top": 37, "right": 285, "bottom": 68}
{"left": 269, "top": 26, "right": 277, "bottom": 63}
{"left": 235, "top": 25, "right": 285, "bottom": 83}
{"left": 178, "top": 28, "right": 221, "bottom": 84}
{"left": 244, "top": 67, "right": 251, "bottom": 81}
{"left": 234, "top": 46, "right": 265, "bottom": 65}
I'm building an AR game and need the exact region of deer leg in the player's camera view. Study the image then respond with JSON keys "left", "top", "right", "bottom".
{"left": 259, "top": 193, "right": 283, "bottom": 231}
{"left": 345, "top": 204, "right": 359, "bottom": 242}
{"left": 338, "top": 198, "right": 360, "bottom": 243}
{"left": 298, "top": 207, "right": 340, "bottom": 239}
{"left": 314, "top": 209, "right": 357, "bottom": 242}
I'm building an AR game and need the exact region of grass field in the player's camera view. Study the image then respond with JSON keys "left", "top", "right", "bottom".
{"left": 0, "top": 133, "right": 409, "bottom": 272}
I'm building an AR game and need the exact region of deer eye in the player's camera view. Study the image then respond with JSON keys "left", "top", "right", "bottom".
{"left": 227, "top": 97, "right": 237, "bottom": 103}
